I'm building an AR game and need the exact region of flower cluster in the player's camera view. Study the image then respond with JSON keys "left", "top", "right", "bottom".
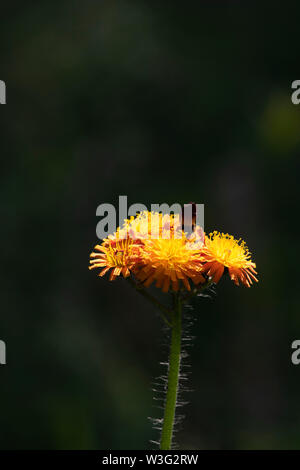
{"left": 89, "top": 211, "right": 258, "bottom": 291}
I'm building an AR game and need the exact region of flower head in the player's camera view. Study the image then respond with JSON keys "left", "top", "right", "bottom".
{"left": 132, "top": 235, "right": 205, "bottom": 293}
{"left": 89, "top": 237, "right": 139, "bottom": 281}
{"left": 201, "top": 231, "right": 258, "bottom": 287}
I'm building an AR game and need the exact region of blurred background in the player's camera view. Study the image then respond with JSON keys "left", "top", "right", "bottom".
{"left": 1, "top": 1, "right": 300, "bottom": 450}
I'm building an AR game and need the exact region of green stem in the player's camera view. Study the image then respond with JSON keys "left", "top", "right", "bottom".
{"left": 160, "top": 294, "right": 182, "bottom": 450}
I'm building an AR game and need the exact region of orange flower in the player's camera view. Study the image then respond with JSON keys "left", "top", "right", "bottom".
{"left": 132, "top": 236, "right": 205, "bottom": 293}
{"left": 89, "top": 211, "right": 207, "bottom": 292}
{"left": 201, "top": 231, "right": 258, "bottom": 287}
{"left": 89, "top": 237, "right": 139, "bottom": 281}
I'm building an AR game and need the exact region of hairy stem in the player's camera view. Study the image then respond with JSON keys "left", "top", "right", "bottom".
{"left": 160, "top": 294, "right": 182, "bottom": 450}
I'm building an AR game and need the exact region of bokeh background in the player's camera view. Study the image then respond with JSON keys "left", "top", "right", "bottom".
{"left": 1, "top": 1, "right": 300, "bottom": 450}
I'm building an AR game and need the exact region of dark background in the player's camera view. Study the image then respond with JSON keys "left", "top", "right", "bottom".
{"left": 1, "top": 1, "right": 300, "bottom": 449}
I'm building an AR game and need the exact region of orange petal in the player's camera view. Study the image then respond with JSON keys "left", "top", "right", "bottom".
{"left": 162, "top": 277, "right": 170, "bottom": 293}
{"left": 212, "top": 265, "right": 224, "bottom": 283}
{"left": 99, "top": 266, "right": 110, "bottom": 277}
